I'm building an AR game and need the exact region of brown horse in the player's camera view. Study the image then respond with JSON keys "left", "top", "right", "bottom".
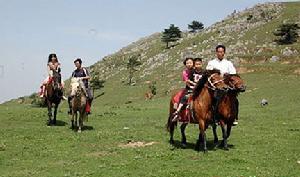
{"left": 192, "top": 71, "right": 229, "bottom": 152}
{"left": 70, "top": 78, "right": 87, "bottom": 133}
{"left": 214, "top": 74, "right": 246, "bottom": 150}
{"left": 45, "top": 70, "right": 63, "bottom": 126}
{"left": 167, "top": 70, "right": 228, "bottom": 150}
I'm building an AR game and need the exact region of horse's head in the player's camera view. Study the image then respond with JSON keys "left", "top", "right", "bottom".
{"left": 52, "top": 70, "right": 62, "bottom": 91}
{"left": 75, "top": 85, "right": 83, "bottom": 98}
{"left": 224, "top": 74, "right": 246, "bottom": 92}
{"left": 206, "top": 70, "right": 228, "bottom": 91}
{"left": 71, "top": 77, "right": 86, "bottom": 98}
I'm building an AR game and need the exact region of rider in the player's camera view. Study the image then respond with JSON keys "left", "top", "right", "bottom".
{"left": 206, "top": 44, "right": 238, "bottom": 126}
{"left": 172, "top": 56, "right": 195, "bottom": 122}
{"left": 39, "top": 53, "right": 64, "bottom": 98}
{"left": 189, "top": 57, "right": 204, "bottom": 86}
{"left": 68, "top": 58, "right": 93, "bottom": 115}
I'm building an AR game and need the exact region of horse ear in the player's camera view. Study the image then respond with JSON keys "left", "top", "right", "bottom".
{"left": 224, "top": 73, "right": 230, "bottom": 78}
{"left": 204, "top": 70, "right": 211, "bottom": 75}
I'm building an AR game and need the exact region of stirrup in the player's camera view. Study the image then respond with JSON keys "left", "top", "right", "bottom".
{"left": 171, "top": 112, "right": 179, "bottom": 122}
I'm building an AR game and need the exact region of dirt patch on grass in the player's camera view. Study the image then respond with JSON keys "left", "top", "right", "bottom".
{"left": 281, "top": 61, "right": 292, "bottom": 64}
{"left": 293, "top": 68, "right": 300, "bottom": 75}
{"left": 86, "top": 151, "right": 114, "bottom": 157}
{"left": 119, "top": 141, "right": 157, "bottom": 148}
{"left": 237, "top": 67, "right": 254, "bottom": 74}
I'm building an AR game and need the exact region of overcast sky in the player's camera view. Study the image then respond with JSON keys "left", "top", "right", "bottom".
{"left": 0, "top": 0, "right": 292, "bottom": 103}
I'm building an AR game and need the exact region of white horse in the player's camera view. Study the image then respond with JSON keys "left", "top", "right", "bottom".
{"left": 70, "top": 78, "right": 87, "bottom": 132}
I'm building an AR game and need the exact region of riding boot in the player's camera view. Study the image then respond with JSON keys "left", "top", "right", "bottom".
{"left": 233, "top": 98, "right": 239, "bottom": 126}
{"left": 212, "top": 105, "right": 218, "bottom": 125}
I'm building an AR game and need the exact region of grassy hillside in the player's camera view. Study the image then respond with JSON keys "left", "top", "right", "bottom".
{"left": 0, "top": 71, "right": 300, "bottom": 177}
{"left": 86, "top": 1, "right": 300, "bottom": 106}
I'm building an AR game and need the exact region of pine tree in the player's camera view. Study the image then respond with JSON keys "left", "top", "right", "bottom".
{"left": 127, "top": 55, "right": 142, "bottom": 85}
{"left": 90, "top": 71, "right": 105, "bottom": 95}
{"left": 161, "top": 24, "right": 182, "bottom": 48}
{"left": 273, "top": 23, "right": 300, "bottom": 44}
{"left": 188, "top": 21, "right": 204, "bottom": 33}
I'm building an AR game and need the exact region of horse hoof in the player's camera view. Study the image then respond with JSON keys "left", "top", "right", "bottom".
{"left": 47, "top": 120, "right": 52, "bottom": 126}
{"left": 218, "top": 141, "right": 225, "bottom": 148}
{"left": 181, "top": 143, "right": 187, "bottom": 149}
{"left": 169, "top": 139, "right": 175, "bottom": 145}
{"left": 214, "top": 139, "right": 219, "bottom": 144}
{"left": 223, "top": 147, "right": 229, "bottom": 151}
{"left": 78, "top": 129, "right": 82, "bottom": 133}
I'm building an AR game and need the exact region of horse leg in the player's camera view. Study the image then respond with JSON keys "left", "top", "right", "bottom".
{"left": 71, "top": 111, "right": 75, "bottom": 130}
{"left": 47, "top": 101, "right": 52, "bottom": 126}
{"left": 202, "top": 131, "right": 207, "bottom": 152}
{"left": 53, "top": 104, "right": 58, "bottom": 125}
{"left": 235, "top": 98, "right": 239, "bottom": 121}
{"left": 78, "top": 113, "right": 83, "bottom": 133}
{"left": 195, "top": 133, "right": 201, "bottom": 151}
{"left": 212, "top": 123, "right": 219, "bottom": 147}
{"left": 180, "top": 123, "right": 187, "bottom": 148}
{"left": 75, "top": 113, "right": 78, "bottom": 130}
{"left": 220, "top": 123, "right": 229, "bottom": 150}
{"left": 227, "top": 125, "right": 232, "bottom": 139}
{"left": 169, "top": 121, "right": 175, "bottom": 144}
{"left": 196, "top": 120, "right": 207, "bottom": 152}
{"left": 200, "top": 120, "right": 208, "bottom": 152}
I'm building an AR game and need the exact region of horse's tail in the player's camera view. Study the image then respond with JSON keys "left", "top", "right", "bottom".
{"left": 166, "top": 98, "right": 177, "bottom": 132}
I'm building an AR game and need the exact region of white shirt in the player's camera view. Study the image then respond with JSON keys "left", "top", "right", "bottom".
{"left": 206, "top": 58, "right": 236, "bottom": 75}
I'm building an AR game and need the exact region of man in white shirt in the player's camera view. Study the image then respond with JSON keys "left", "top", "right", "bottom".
{"left": 206, "top": 45, "right": 239, "bottom": 126}
{"left": 206, "top": 45, "right": 236, "bottom": 75}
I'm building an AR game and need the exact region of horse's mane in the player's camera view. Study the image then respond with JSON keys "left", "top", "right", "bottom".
{"left": 70, "top": 78, "right": 86, "bottom": 95}
{"left": 228, "top": 74, "right": 240, "bottom": 77}
{"left": 206, "top": 69, "right": 221, "bottom": 75}
{"left": 224, "top": 73, "right": 241, "bottom": 83}
{"left": 192, "top": 69, "right": 222, "bottom": 100}
{"left": 192, "top": 72, "right": 208, "bottom": 100}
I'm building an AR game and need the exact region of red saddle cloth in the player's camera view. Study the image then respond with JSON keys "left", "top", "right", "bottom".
{"left": 48, "top": 77, "right": 53, "bottom": 84}
{"left": 172, "top": 89, "right": 196, "bottom": 123}
{"left": 85, "top": 102, "right": 90, "bottom": 113}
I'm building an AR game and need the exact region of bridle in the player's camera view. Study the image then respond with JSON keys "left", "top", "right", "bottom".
{"left": 207, "top": 73, "right": 226, "bottom": 90}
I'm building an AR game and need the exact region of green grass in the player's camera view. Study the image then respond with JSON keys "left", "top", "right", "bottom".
{"left": 1, "top": 70, "right": 300, "bottom": 177}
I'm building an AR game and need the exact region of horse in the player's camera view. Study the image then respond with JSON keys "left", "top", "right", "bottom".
{"left": 167, "top": 70, "right": 228, "bottom": 150}
{"left": 213, "top": 74, "right": 246, "bottom": 150}
{"left": 45, "top": 70, "right": 63, "bottom": 126}
{"left": 166, "top": 88, "right": 192, "bottom": 147}
{"left": 70, "top": 78, "right": 87, "bottom": 133}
